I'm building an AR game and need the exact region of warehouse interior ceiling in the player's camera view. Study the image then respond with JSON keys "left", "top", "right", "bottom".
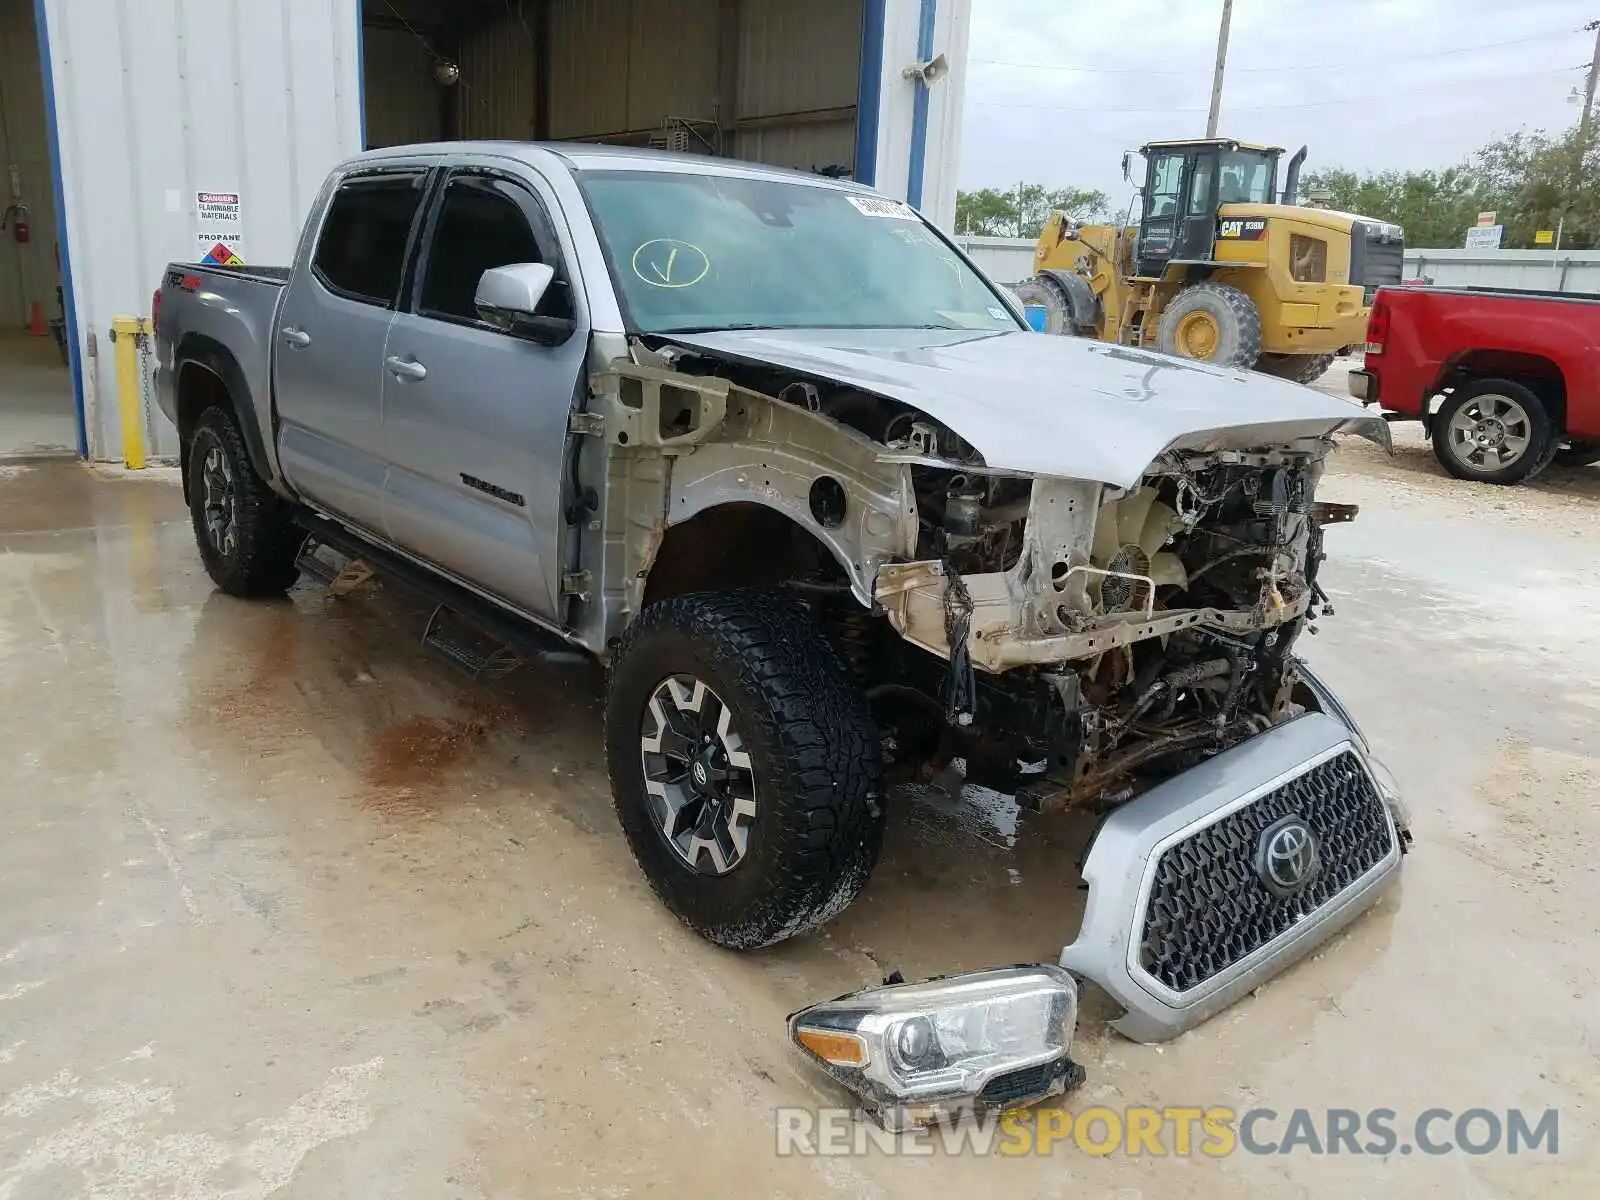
{"left": 361, "top": 0, "right": 864, "bottom": 176}
{"left": 0, "top": 0, "right": 74, "bottom": 459}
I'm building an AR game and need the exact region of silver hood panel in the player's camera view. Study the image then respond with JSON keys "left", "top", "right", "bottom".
{"left": 668, "top": 328, "right": 1386, "bottom": 488}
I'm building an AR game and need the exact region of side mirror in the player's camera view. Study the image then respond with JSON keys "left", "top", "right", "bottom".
{"left": 1120, "top": 152, "right": 1132, "bottom": 183}
{"left": 475, "top": 262, "right": 574, "bottom": 345}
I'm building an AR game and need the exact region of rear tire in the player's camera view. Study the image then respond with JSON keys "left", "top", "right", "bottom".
{"left": 1430, "top": 379, "right": 1558, "bottom": 485}
{"left": 1554, "top": 440, "right": 1600, "bottom": 469}
{"left": 1155, "top": 283, "right": 1263, "bottom": 369}
{"left": 605, "top": 591, "right": 885, "bottom": 949}
{"left": 186, "top": 407, "right": 303, "bottom": 596}
{"left": 1256, "top": 351, "right": 1336, "bottom": 385}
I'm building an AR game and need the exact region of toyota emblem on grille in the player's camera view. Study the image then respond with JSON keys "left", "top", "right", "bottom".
{"left": 1255, "top": 815, "right": 1321, "bottom": 897}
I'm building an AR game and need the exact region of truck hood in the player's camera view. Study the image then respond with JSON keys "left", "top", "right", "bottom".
{"left": 667, "top": 328, "right": 1386, "bottom": 489}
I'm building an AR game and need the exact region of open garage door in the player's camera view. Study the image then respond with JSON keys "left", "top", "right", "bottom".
{"left": 362, "top": 0, "right": 866, "bottom": 178}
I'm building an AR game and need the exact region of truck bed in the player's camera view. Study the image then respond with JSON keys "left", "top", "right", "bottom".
{"left": 180, "top": 262, "right": 291, "bottom": 287}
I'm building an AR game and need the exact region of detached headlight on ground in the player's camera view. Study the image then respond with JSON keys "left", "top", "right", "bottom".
{"left": 788, "top": 965, "right": 1082, "bottom": 1131}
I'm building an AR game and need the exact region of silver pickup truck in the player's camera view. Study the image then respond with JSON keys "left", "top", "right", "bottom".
{"left": 156, "top": 141, "right": 1409, "bottom": 1129}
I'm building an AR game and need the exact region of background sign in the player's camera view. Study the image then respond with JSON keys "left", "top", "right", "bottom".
{"left": 196, "top": 190, "right": 244, "bottom": 264}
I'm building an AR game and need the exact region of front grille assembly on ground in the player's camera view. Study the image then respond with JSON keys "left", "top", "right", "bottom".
{"left": 1059, "top": 712, "right": 1405, "bottom": 1042}
{"left": 1137, "top": 750, "right": 1393, "bottom": 994}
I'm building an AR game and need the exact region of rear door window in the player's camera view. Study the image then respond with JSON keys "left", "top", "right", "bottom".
{"left": 312, "top": 174, "right": 427, "bottom": 306}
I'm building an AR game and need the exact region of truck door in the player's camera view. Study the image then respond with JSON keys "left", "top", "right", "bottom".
{"left": 273, "top": 168, "right": 430, "bottom": 535}
{"left": 378, "top": 168, "right": 587, "bottom": 621}
{"left": 1175, "top": 150, "right": 1220, "bottom": 262}
{"left": 1135, "top": 150, "right": 1186, "bottom": 277}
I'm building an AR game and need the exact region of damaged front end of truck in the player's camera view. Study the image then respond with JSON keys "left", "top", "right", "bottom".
{"left": 584, "top": 329, "right": 1411, "bottom": 1130}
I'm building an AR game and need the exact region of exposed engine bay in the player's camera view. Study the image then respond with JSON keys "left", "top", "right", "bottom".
{"left": 870, "top": 446, "right": 1351, "bottom": 810}
{"left": 621, "top": 341, "right": 1359, "bottom": 814}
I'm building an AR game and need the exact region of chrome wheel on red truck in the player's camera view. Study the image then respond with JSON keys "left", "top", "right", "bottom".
{"left": 1431, "top": 379, "right": 1557, "bottom": 486}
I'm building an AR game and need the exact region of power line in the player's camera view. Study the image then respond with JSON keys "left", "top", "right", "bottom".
{"left": 969, "top": 28, "right": 1583, "bottom": 76}
{"left": 970, "top": 65, "right": 1584, "bottom": 114}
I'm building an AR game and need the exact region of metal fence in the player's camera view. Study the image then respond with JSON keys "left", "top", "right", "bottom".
{"left": 1402, "top": 249, "right": 1600, "bottom": 294}
{"left": 954, "top": 237, "right": 1600, "bottom": 295}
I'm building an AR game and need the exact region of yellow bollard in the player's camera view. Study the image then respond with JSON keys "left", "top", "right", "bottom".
{"left": 111, "top": 315, "right": 151, "bottom": 470}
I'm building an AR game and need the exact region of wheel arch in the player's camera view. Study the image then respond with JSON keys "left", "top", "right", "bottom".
{"left": 173, "top": 333, "right": 279, "bottom": 499}
{"left": 1438, "top": 350, "right": 1567, "bottom": 430}
{"left": 641, "top": 501, "right": 863, "bottom": 611}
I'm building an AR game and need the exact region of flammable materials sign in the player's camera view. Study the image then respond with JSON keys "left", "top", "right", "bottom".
{"left": 196, "top": 190, "right": 245, "bottom": 265}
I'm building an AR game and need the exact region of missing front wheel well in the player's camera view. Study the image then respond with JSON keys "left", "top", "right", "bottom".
{"left": 642, "top": 503, "right": 849, "bottom": 608}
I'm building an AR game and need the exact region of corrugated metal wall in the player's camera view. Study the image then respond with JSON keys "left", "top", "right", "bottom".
{"left": 733, "top": 0, "right": 859, "bottom": 171}
{"left": 458, "top": 13, "right": 540, "bottom": 140}
{"left": 1405, "top": 248, "right": 1600, "bottom": 294}
{"left": 953, "top": 235, "right": 1036, "bottom": 285}
{"left": 545, "top": 0, "right": 721, "bottom": 141}
{"left": 38, "top": 0, "right": 362, "bottom": 459}
{"left": 362, "top": 26, "right": 441, "bottom": 148}
{"left": 448, "top": 0, "right": 860, "bottom": 172}
{"left": 0, "top": 0, "right": 56, "bottom": 332}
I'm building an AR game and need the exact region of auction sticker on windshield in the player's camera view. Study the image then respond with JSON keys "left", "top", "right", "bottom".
{"left": 846, "top": 195, "right": 918, "bottom": 220}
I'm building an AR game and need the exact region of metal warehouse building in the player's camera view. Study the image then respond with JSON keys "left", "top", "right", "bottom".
{"left": 0, "top": 0, "right": 970, "bottom": 464}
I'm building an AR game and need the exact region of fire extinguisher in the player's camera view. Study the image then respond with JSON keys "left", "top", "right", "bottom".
{"left": 1, "top": 204, "right": 27, "bottom": 243}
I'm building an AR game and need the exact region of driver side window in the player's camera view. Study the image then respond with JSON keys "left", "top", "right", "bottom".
{"left": 418, "top": 176, "right": 572, "bottom": 326}
{"left": 1146, "top": 153, "right": 1184, "bottom": 218}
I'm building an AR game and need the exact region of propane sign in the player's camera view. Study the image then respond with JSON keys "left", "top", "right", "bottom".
{"left": 195, "top": 190, "right": 244, "bottom": 265}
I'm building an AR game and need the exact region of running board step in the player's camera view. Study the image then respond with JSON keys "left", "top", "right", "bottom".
{"left": 295, "top": 537, "right": 377, "bottom": 597}
{"left": 422, "top": 604, "right": 525, "bottom": 680}
{"left": 292, "top": 512, "right": 590, "bottom": 675}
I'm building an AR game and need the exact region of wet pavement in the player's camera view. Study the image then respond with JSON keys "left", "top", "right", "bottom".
{"left": 1, "top": 451, "right": 1596, "bottom": 1197}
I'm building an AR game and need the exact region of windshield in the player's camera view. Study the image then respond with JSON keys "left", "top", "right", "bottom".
{"left": 577, "top": 170, "right": 1020, "bottom": 335}
{"left": 1217, "top": 151, "right": 1278, "bottom": 204}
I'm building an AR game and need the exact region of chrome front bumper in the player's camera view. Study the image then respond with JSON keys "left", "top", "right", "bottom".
{"left": 1060, "top": 712, "right": 1403, "bottom": 1042}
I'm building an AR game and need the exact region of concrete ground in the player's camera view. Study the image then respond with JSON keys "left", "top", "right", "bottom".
{"left": 0, "top": 330, "right": 77, "bottom": 459}
{"left": 1, "top": 441, "right": 1596, "bottom": 1198}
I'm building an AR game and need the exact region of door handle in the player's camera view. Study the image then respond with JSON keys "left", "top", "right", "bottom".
{"left": 385, "top": 355, "right": 428, "bottom": 382}
{"left": 280, "top": 326, "right": 311, "bottom": 348}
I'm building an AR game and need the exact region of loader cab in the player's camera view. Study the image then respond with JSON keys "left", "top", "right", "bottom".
{"left": 1134, "top": 139, "right": 1283, "bottom": 278}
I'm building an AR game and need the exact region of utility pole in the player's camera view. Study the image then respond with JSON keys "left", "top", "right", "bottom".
{"left": 1206, "top": 0, "right": 1234, "bottom": 138}
{"left": 1561, "top": 19, "right": 1600, "bottom": 251}
{"left": 1578, "top": 20, "right": 1600, "bottom": 163}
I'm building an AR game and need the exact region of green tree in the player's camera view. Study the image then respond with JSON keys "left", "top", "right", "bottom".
{"left": 1301, "top": 116, "right": 1599, "bottom": 250}
{"left": 955, "top": 187, "right": 1020, "bottom": 236}
{"left": 956, "top": 185, "right": 1110, "bottom": 237}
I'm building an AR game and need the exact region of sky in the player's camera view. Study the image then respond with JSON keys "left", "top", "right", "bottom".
{"left": 958, "top": 0, "right": 1598, "bottom": 201}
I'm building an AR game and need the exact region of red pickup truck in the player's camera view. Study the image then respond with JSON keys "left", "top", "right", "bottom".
{"left": 1347, "top": 285, "right": 1600, "bottom": 484}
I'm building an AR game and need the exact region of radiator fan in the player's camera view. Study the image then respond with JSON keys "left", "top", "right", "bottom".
{"left": 1088, "top": 488, "right": 1187, "bottom": 613}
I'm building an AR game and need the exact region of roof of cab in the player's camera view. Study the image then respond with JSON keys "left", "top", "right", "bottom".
{"left": 1139, "top": 138, "right": 1285, "bottom": 154}
{"left": 347, "top": 140, "right": 874, "bottom": 190}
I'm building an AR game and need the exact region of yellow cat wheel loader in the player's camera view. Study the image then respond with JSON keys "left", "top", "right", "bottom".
{"left": 1015, "top": 139, "right": 1404, "bottom": 384}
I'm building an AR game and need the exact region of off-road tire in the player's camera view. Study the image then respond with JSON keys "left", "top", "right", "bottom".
{"left": 1430, "top": 379, "right": 1559, "bottom": 486}
{"left": 1012, "top": 274, "right": 1096, "bottom": 336}
{"left": 605, "top": 591, "right": 885, "bottom": 949}
{"left": 186, "top": 406, "right": 303, "bottom": 596}
{"left": 1256, "top": 351, "right": 1336, "bottom": 385}
{"left": 1155, "top": 282, "right": 1263, "bottom": 369}
{"left": 1554, "top": 440, "right": 1600, "bottom": 469}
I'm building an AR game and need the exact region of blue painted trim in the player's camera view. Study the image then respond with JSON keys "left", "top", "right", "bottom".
{"left": 30, "top": 0, "right": 88, "bottom": 458}
{"left": 905, "top": 0, "right": 938, "bottom": 210}
{"left": 853, "top": 0, "right": 887, "bottom": 186}
{"left": 354, "top": 7, "right": 367, "bottom": 148}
